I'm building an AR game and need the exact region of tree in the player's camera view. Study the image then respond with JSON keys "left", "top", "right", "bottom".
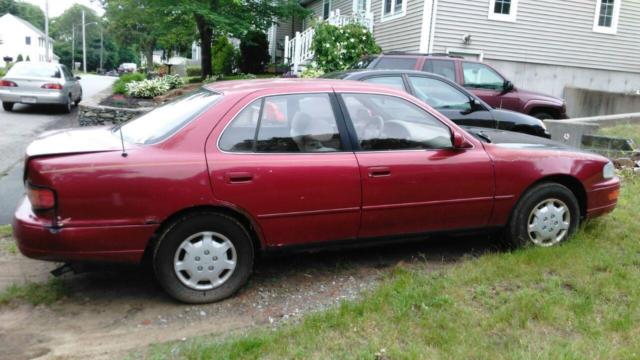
{"left": 16, "top": 54, "right": 23, "bottom": 62}
{"left": 239, "top": 30, "right": 269, "bottom": 74}
{"left": 165, "top": 0, "right": 309, "bottom": 78}
{"left": 50, "top": 5, "right": 102, "bottom": 71}
{"left": 0, "top": 0, "right": 45, "bottom": 30}
{"left": 104, "top": 0, "right": 194, "bottom": 72}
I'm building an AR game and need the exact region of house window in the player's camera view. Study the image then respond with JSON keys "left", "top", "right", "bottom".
{"left": 488, "top": 0, "right": 518, "bottom": 22}
{"left": 25, "top": 36, "right": 31, "bottom": 45}
{"left": 381, "top": 0, "right": 406, "bottom": 21}
{"left": 322, "top": 0, "right": 331, "bottom": 20}
{"left": 353, "top": 0, "right": 370, "bottom": 13}
{"left": 593, "top": 0, "right": 621, "bottom": 34}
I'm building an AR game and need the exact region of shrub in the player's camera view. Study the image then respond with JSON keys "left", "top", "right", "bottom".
{"left": 0, "top": 68, "right": 5, "bottom": 77}
{"left": 300, "top": 66, "right": 324, "bottom": 78}
{"left": 125, "top": 75, "right": 184, "bottom": 98}
{"left": 239, "top": 30, "right": 270, "bottom": 74}
{"left": 126, "top": 78, "right": 170, "bottom": 98}
{"left": 112, "top": 72, "right": 146, "bottom": 95}
{"left": 311, "top": 23, "right": 381, "bottom": 73}
{"left": 16, "top": 54, "right": 23, "bottom": 62}
{"left": 212, "top": 36, "right": 237, "bottom": 76}
{"left": 186, "top": 66, "right": 202, "bottom": 77}
{"left": 161, "top": 74, "right": 184, "bottom": 90}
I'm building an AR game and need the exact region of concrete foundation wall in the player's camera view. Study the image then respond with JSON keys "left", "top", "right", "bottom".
{"left": 485, "top": 59, "right": 640, "bottom": 107}
{"left": 564, "top": 87, "right": 640, "bottom": 119}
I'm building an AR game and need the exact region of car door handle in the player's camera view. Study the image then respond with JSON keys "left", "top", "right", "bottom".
{"left": 225, "top": 172, "right": 254, "bottom": 183}
{"left": 368, "top": 167, "right": 391, "bottom": 178}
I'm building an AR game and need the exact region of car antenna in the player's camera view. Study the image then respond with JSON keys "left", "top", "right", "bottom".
{"left": 119, "top": 126, "right": 128, "bottom": 157}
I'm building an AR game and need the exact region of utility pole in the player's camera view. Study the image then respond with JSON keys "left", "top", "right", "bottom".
{"left": 82, "top": 10, "right": 87, "bottom": 73}
{"left": 44, "top": 0, "right": 50, "bottom": 61}
{"left": 100, "top": 28, "right": 103, "bottom": 72}
{"left": 71, "top": 24, "right": 75, "bottom": 70}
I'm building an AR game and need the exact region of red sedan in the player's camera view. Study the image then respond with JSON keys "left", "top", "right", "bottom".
{"left": 14, "top": 79, "right": 619, "bottom": 303}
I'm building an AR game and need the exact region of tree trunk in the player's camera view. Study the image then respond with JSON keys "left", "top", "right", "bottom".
{"left": 195, "top": 14, "right": 213, "bottom": 79}
{"left": 145, "top": 46, "right": 154, "bottom": 73}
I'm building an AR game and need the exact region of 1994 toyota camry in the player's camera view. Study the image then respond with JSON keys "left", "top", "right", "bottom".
{"left": 14, "top": 79, "right": 620, "bottom": 303}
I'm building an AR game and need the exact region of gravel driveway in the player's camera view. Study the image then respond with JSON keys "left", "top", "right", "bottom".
{"left": 0, "top": 233, "right": 498, "bottom": 359}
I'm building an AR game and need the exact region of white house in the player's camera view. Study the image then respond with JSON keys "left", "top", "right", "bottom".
{"left": 0, "top": 13, "right": 55, "bottom": 65}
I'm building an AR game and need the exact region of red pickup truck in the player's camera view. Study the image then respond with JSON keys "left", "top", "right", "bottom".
{"left": 357, "top": 53, "right": 567, "bottom": 120}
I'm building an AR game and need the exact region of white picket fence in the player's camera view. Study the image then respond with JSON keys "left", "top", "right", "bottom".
{"left": 284, "top": 10, "right": 374, "bottom": 74}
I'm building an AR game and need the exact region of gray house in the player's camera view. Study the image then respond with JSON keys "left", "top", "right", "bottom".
{"left": 271, "top": 0, "right": 640, "bottom": 98}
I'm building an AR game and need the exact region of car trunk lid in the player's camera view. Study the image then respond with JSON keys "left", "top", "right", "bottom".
{"left": 26, "top": 126, "right": 130, "bottom": 159}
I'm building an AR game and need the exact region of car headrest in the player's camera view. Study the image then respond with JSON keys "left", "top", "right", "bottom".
{"left": 290, "top": 112, "right": 334, "bottom": 142}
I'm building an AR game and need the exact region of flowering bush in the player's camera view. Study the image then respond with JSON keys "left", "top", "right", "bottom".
{"left": 126, "top": 75, "right": 184, "bottom": 98}
{"left": 300, "top": 65, "right": 325, "bottom": 78}
{"left": 311, "top": 23, "right": 381, "bottom": 73}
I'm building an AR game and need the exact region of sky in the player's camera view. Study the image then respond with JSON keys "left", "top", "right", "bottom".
{"left": 22, "top": 0, "right": 105, "bottom": 17}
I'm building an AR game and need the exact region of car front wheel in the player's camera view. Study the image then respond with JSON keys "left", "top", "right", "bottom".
{"left": 153, "top": 213, "right": 254, "bottom": 303}
{"left": 507, "top": 183, "right": 580, "bottom": 247}
{"left": 2, "top": 102, "right": 14, "bottom": 111}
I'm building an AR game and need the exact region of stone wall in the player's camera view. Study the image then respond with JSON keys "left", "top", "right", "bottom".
{"left": 564, "top": 87, "right": 640, "bottom": 119}
{"left": 78, "top": 104, "right": 151, "bottom": 126}
{"left": 545, "top": 113, "right": 640, "bottom": 149}
{"left": 77, "top": 88, "right": 153, "bottom": 127}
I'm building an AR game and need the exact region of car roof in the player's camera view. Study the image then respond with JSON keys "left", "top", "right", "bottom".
{"left": 203, "top": 78, "right": 411, "bottom": 97}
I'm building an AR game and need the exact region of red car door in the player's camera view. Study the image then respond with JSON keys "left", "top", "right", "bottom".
{"left": 339, "top": 92, "right": 494, "bottom": 238}
{"left": 207, "top": 92, "right": 361, "bottom": 247}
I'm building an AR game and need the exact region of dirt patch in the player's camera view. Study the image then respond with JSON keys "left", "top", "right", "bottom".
{"left": 0, "top": 235, "right": 498, "bottom": 359}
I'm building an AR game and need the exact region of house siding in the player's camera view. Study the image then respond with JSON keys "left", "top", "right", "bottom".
{"left": 431, "top": 0, "right": 640, "bottom": 74}
{"left": 370, "top": 0, "right": 424, "bottom": 52}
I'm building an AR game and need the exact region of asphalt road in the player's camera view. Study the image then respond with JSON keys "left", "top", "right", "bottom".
{"left": 0, "top": 74, "right": 116, "bottom": 225}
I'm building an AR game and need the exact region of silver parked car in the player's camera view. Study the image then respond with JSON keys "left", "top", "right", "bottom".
{"left": 0, "top": 62, "right": 82, "bottom": 113}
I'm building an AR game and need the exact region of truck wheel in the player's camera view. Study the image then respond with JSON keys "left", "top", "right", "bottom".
{"left": 153, "top": 213, "right": 254, "bottom": 303}
{"left": 532, "top": 112, "right": 554, "bottom": 120}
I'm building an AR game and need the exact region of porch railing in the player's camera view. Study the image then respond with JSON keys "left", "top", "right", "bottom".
{"left": 284, "top": 9, "right": 374, "bottom": 74}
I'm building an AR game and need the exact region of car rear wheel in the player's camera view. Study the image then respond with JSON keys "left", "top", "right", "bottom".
{"left": 62, "top": 94, "right": 72, "bottom": 113}
{"left": 2, "top": 102, "right": 14, "bottom": 111}
{"left": 153, "top": 213, "right": 254, "bottom": 303}
{"left": 74, "top": 91, "right": 82, "bottom": 106}
{"left": 507, "top": 183, "right": 580, "bottom": 247}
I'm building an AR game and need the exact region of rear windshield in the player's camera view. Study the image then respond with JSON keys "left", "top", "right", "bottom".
{"left": 352, "top": 56, "right": 377, "bottom": 69}
{"left": 116, "top": 89, "right": 221, "bottom": 144}
{"left": 373, "top": 57, "right": 417, "bottom": 70}
{"left": 7, "top": 63, "right": 61, "bottom": 78}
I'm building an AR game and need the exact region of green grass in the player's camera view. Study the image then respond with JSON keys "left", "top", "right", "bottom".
{"left": 597, "top": 123, "right": 640, "bottom": 147}
{"left": 148, "top": 173, "right": 640, "bottom": 359}
{"left": 0, "top": 278, "right": 68, "bottom": 306}
{"left": 0, "top": 225, "right": 17, "bottom": 255}
{"left": 0, "top": 224, "right": 11, "bottom": 238}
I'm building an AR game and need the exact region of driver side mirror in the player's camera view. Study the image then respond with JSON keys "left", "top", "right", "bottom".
{"left": 501, "top": 80, "right": 514, "bottom": 94}
{"left": 452, "top": 131, "right": 473, "bottom": 149}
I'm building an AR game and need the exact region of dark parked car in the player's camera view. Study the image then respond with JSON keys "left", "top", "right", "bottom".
{"left": 356, "top": 53, "right": 567, "bottom": 120}
{"left": 14, "top": 80, "right": 618, "bottom": 304}
{"left": 323, "top": 69, "right": 550, "bottom": 138}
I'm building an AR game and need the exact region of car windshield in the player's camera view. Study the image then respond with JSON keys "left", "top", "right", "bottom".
{"left": 352, "top": 56, "right": 376, "bottom": 69}
{"left": 116, "top": 89, "right": 221, "bottom": 144}
{"left": 7, "top": 63, "right": 61, "bottom": 78}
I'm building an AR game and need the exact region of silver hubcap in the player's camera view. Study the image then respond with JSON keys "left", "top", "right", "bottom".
{"left": 173, "top": 231, "right": 237, "bottom": 290}
{"left": 527, "top": 198, "right": 571, "bottom": 247}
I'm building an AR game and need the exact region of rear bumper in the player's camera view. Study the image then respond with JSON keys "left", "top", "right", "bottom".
{"left": 586, "top": 178, "right": 620, "bottom": 219}
{"left": 0, "top": 89, "right": 66, "bottom": 105}
{"left": 13, "top": 197, "right": 155, "bottom": 263}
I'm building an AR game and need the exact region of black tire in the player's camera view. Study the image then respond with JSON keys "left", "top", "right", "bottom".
{"left": 153, "top": 213, "right": 254, "bottom": 304}
{"left": 507, "top": 183, "right": 580, "bottom": 248}
{"left": 2, "top": 102, "right": 14, "bottom": 111}
{"left": 532, "top": 112, "right": 554, "bottom": 120}
{"left": 74, "top": 91, "right": 82, "bottom": 106}
{"left": 62, "top": 94, "right": 72, "bottom": 113}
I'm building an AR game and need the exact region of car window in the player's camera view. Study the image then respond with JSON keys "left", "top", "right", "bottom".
{"left": 422, "top": 60, "right": 456, "bottom": 81}
{"left": 341, "top": 93, "right": 452, "bottom": 151}
{"left": 61, "top": 65, "right": 74, "bottom": 80}
{"left": 374, "top": 57, "right": 417, "bottom": 70}
{"left": 408, "top": 76, "right": 472, "bottom": 111}
{"left": 462, "top": 62, "right": 505, "bottom": 90}
{"left": 7, "top": 63, "right": 61, "bottom": 78}
{"left": 363, "top": 76, "right": 405, "bottom": 91}
{"left": 119, "top": 89, "right": 221, "bottom": 144}
{"left": 219, "top": 93, "right": 342, "bottom": 153}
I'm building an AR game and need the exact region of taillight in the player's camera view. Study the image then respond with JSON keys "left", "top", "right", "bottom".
{"left": 41, "top": 83, "right": 63, "bottom": 90}
{"left": 27, "top": 184, "right": 56, "bottom": 211}
{"left": 0, "top": 80, "right": 17, "bottom": 87}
